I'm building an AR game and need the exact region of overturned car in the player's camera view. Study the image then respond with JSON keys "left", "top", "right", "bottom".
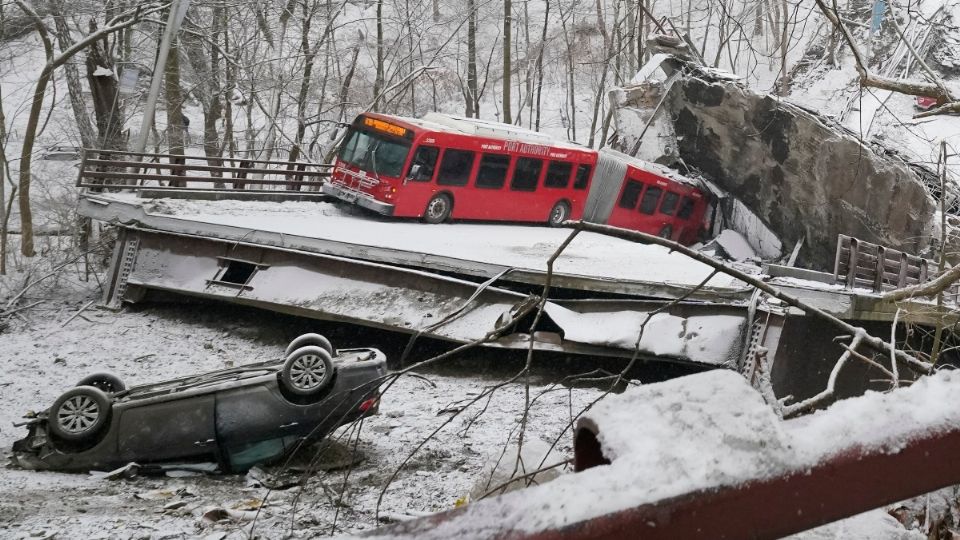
{"left": 12, "top": 334, "right": 387, "bottom": 473}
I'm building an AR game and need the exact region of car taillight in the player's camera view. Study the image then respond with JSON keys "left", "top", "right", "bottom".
{"left": 359, "top": 397, "right": 379, "bottom": 412}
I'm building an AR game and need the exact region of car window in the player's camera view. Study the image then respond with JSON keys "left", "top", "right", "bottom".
{"left": 436, "top": 149, "right": 475, "bottom": 186}
{"left": 544, "top": 161, "right": 573, "bottom": 188}
{"left": 511, "top": 157, "right": 543, "bottom": 192}
{"left": 475, "top": 154, "right": 510, "bottom": 189}
{"left": 677, "top": 196, "right": 696, "bottom": 219}
{"left": 407, "top": 146, "right": 439, "bottom": 182}
{"left": 574, "top": 164, "right": 591, "bottom": 190}
{"left": 639, "top": 186, "right": 663, "bottom": 215}
{"left": 618, "top": 180, "right": 644, "bottom": 210}
{"left": 660, "top": 191, "right": 680, "bottom": 216}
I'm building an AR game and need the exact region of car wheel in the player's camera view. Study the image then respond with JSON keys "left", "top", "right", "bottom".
{"left": 423, "top": 194, "right": 452, "bottom": 224}
{"left": 48, "top": 386, "right": 112, "bottom": 443}
{"left": 281, "top": 346, "right": 335, "bottom": 397}
{"left": 285, "top": 333, "right": 334, "bottom": 358}
{"left": 548, "top": 201, "right": 570, "bottom": 227}
{"left": 658, "top": 225, "right": 673, "bottom": 240}
{"left": 76, "top": 372, "right": 126, "bottom": 394}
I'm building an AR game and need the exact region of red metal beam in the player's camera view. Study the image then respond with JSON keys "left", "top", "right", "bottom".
{"left": 362, "top": 423, "right": 960, "bottom": 540}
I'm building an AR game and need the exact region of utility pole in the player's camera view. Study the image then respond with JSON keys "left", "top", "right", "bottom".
{"left": 131, "top": 0, "right": 189, "bottom": 158}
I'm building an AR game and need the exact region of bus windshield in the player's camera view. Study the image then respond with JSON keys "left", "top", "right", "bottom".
{"left": 338, "top": 128, "right": 411, "bottom": 178}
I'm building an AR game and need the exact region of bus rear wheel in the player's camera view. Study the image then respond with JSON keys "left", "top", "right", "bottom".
{"left": 548, "top": 201, "right": 570, "bottom": 227}
{"left": 423, "top": 194, "right": 452, "bottom": 224}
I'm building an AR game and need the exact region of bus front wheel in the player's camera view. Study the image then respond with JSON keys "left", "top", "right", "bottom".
{"left": 423, "top": 194, "right": 452, "bottom": 224}
{"left": 548, "top": 201, "right": 570, "bottom": 227}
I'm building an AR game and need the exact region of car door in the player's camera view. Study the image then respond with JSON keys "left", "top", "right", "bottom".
{"left": 117, "top": 395, "right": 218, "bottom": 464}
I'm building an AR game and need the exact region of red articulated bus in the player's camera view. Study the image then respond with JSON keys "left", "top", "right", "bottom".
{"left": 323, "top": 112, "right": 711, "bottom": 245}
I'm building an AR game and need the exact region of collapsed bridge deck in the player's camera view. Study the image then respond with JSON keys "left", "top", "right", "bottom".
{"left": 78, "top": 192, "right": 950, "bottom": 374}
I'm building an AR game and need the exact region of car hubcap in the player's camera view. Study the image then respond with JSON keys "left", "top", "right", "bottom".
{"left": 552, "top": 205, "right": 566, "bottom": 223}
{"left": 58, "top": 396, "right": 99, "bottom": 434}
{"left": 290, "top": 354, "right": 327, "bottom": 390}
{"left": 428, "top": 198, "right": 446, "bottom": 219}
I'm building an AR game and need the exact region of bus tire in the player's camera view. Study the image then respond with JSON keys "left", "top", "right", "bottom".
{"left": 423, "top": 194, "right": 452, "bottom": 224}
{"left": 548, "top": 201, "right": 571, "bottom": 227}
{"left": 658, "top": 225, "right": 673, "bottom": 240}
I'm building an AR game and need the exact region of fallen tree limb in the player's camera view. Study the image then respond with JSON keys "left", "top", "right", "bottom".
{"left": 882, "top": 263, "right": 960, "bottom": 302}
{"left": 814, "top": 0, "right": 958, "bottom": 110}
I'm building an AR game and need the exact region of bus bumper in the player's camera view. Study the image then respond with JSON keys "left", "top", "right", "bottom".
{"left": 322, "top": 183, "right": 395, "bottom": 216}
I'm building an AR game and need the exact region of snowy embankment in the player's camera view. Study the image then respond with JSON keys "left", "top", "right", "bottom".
{"left": 359, "top": 369, "right": 960, "bottom": 539}
{"left": 0, "top": 274, "right": 607, "bottom": 538}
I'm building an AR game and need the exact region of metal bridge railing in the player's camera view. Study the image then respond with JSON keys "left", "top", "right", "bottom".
{"left": 76, "top": 148, "right": 332, "bottom": 194}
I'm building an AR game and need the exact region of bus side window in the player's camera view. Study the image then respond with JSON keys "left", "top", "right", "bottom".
{"left": 407, "top": 146, "right": 439, "bottom": 182}
{"left": 618, "top": 180, "right": 644, "bottom": 209}
{"left": 660, "top": 191, "right": 680, "bottom": 216}
{"left": 574, "top": 164, "right": 592, "bottom": 190}
{"left": 677, "top": 196, "right": 696, "bottom": 219}
{"left": 544, "top": 161, "right": 573, "bottom": 188}
{"left": 639, "top": 186, "right": 663, "bottom": 215}
{"left": 476, "top": 154, "right": 511, "bottom": 189}
{"left": 437, "top": 149, "right": 476, "bottom": 186}
{"left": 511, "top": 158, "right": 543, "bottom": 192}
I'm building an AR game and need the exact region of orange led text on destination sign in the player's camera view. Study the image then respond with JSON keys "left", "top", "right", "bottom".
{"left": 364, "top": 117, "right": 407, "bottom": 137}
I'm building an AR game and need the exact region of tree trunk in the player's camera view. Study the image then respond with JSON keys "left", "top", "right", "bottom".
{"left": 467, "top": 0, "right": 478, "bottom": 117}
{"left": 183, "top": 5, "right": 225, "bottom": 187}
{"left": 288, "top": 2, "right": 317, "bottom": 188}
{"left": 17, "top": 65, "right": 51, "bottom": 257}
{"left": 373, "top": 0, "right": 384, "bottom": 111}
{"left": 50, "top": 1, "right": 96, "bottom": 148}
{"left": 85, "top": 20, "right": 125, "bottom": 153}
{"left": 503, "top": 0, "right": 512, "bottom": 124}
{"left": 534, "top": 0, "right": 549, "bottom": 130}
{"left": 164, "top": 36, "right": 186, "bottom": 187}
{"left": 0, "top": 83, "right": 7, "bottom": 274}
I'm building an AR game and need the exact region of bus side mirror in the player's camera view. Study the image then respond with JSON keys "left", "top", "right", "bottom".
{"left": 407, "top": 164, "right": 422, "bottom": 183}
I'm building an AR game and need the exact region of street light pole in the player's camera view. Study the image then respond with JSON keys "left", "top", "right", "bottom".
{"left": 131, "top": 0, "right": 190, "bottom": 158}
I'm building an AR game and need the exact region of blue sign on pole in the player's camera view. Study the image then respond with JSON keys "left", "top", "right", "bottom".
{"left": 871, "top": 0, "right": 887, "bottom": 33}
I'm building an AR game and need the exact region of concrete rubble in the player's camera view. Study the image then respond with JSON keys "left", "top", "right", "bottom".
{"left": 611, "top": 51, "right": 941, "bottom": 270}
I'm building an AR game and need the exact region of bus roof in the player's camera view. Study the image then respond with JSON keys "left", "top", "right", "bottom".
{"left": 363, "top": 112, "right": 585, "bottom": 151}
{"left": 600, "top": 148, "right": 702, "bottom": 189}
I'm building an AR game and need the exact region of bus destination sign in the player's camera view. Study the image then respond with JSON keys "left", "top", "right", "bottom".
{"left": 363, "top": 117, "right": 408, "bottom": 138}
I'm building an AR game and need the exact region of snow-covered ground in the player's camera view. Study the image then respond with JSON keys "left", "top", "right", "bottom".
{"left": 0, "top": 272, "right": 613, "bottom": 538}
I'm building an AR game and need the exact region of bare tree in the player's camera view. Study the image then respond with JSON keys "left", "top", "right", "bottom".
{"left": 12, "top": 0, "right": 160, "bottom": 257}
{"left": 49, "top": 0, "right": 97, "bottom": 149}
{"left": 503, "top": 0, "right": 512, "bottom": 124}
{"left": 814, "top": 0, "right": 958, "bottom": 116}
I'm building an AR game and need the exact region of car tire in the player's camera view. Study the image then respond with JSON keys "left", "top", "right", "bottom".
{"left": 548, "top": 201, "right": 570, "bottom": 227}
{"left": 76, "top": 372, "right": 126, "bottom": 394}
{"left": 423, "top": 194, "right": 452, "bottom": 224}
{"left": 48, "top": 386, "right": 112, "bottom": 443}
{"left": 658, "top": 225, "right": 673, "bottom": 240}
{"left": 285, "top": 333, "right": 334, "bottom": 358}
{"left": 281, "top": 346, "right": 336, "bottom": 397}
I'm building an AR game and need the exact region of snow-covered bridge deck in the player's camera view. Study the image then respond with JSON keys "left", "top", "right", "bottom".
{"left": 77, "top": 192, "right": 952, "bottom": 372}
{"left": 78, "top": 192, "right": 751, "bottom": 301}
